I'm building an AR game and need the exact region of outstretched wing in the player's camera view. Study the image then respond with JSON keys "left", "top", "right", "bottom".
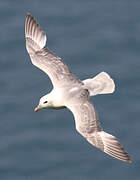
{"left": 66, "top": 89, "right": 131, "bottom": 162}
{"left": 25, "top": 13, "right": 81, "bottom": 88}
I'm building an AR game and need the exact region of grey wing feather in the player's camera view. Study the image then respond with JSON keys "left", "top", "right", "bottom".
{"left": 66, "top": 89, "right": 131, "bottom": 163}
{"left": 25, "top": 13, "right": 46, "bottom": 51}
{"left": 25, "top": 13, "right": 81, "bottom": 87}
{"left": 67, "top": 99, "right": 102, "bottom": 134}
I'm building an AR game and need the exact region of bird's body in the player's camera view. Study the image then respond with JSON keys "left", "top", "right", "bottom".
{"left": 25, "top": 13, "right": 131, "bottom": 163}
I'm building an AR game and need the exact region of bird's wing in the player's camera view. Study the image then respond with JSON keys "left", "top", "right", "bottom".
{"left": 66, "top": 89, "right": 131, "bottom": 162}
{"left": 25, "top": 13, "right": 82, "bottom": 88}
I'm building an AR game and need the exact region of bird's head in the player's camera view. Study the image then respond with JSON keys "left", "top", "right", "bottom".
{"left": 34, "top": 94, "right": 53, "bottom": 112}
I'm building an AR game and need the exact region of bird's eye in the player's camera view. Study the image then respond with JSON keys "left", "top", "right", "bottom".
{"left": 44, "top": 101, "right": 48, "bottom": 104}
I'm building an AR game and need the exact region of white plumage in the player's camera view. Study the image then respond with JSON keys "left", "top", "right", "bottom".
{"left": 25, "top": 13, "right": 131, "bottom": 163}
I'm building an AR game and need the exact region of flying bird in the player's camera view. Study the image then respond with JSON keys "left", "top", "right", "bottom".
{"left": 25, "top": 13, "right": 131, "bottom": 163}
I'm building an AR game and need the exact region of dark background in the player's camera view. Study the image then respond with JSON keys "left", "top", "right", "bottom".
{"left": 0, "top": 0, "right": 139, "bottom": 179}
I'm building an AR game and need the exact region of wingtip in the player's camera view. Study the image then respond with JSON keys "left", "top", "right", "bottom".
{"left": 25, "top": 13, "right": 34, "bottom": 24}
{"left": 25, "top": 13, "right": 47, "bottom": 51}
{"left": 98, "top": 131, "right": 132, "bottom": 163}
{"left": 26, "top": 12, "right": 32, "bottom": 17}
{"left": 128, "top": 159, "right": 132, "bottom": 163}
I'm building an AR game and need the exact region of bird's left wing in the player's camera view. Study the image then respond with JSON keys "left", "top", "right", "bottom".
{"left": 25, "top": 13, "right": 81, "bottom": 88}
{"left": 66, "top": 89, "right": 131, "bottom": 162}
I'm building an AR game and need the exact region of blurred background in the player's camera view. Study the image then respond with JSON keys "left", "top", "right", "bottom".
{"left": 0, "top": 0, "right": 140, "bottom": 179}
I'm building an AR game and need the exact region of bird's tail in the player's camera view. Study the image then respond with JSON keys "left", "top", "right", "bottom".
{"left": 82, "top": 72, "right": 115, "bottom": 96}
{"left": 25, "top": 13, "right": 47, "bottom": 53}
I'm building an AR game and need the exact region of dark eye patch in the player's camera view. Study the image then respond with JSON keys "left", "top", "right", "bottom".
{"left": 44, "top": 101, "right": 48, "bottom": 104}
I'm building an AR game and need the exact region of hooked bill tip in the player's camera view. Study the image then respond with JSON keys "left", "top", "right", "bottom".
{"left": 34, "top": 107, "right": 38, "bottom": 112}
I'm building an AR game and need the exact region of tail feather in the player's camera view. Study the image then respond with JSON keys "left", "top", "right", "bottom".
{"left": 83, "top": 72, "right": 115, "bottom": 96}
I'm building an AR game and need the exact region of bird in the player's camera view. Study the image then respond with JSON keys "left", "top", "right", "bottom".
{"left": 25, "top": 13, "right": 131, "bottom": 163}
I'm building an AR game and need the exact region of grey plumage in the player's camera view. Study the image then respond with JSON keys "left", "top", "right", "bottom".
{"left": 25, "top": 14, "right": 81, "bottom": 88}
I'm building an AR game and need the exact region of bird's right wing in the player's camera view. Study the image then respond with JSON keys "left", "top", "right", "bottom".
{"left": 66, "top": 89, "right": 131, "bottom": 162}
{"left": 25, "top": 13, "right": 82, "bottom": 88}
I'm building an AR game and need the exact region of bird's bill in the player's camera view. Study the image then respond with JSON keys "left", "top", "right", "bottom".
{"left": 34, "top": 105, "right": 42, "bottom": 112}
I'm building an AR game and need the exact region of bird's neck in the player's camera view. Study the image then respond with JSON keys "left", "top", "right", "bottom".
{"left": 47, "top": 88, "right": 66, "bottom": 109}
